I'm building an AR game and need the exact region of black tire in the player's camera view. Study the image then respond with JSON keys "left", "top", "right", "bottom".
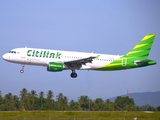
{"left": 70, "top": 73, "right": 77, "bottom": 78}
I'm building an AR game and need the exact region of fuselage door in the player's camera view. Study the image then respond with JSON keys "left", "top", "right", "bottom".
{"left": 121, "top": 57, "right": 127, "bottom": 66}
{"left": 21, "top": 48, "right": 27, "bottom": 58}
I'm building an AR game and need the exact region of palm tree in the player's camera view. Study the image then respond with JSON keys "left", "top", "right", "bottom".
{"left": 78, "top": 96, "right": 89, "bottom": 111}
{"left": 94, "top": 98, "right": 104, "bottom": 111}
{"left": 30, "top": 90, "right": 37, "bottom": 110}
{"left": 31, "top": 90, "right": 37, "bottom": 97}
{"left": 69, "top": 100, "right": 81, "bottom": 111}
{"left": 13, "top": 95, "right": 19, "bottom": 111}
{"left": 26, "top": 93, "right": 32, "bottom": 110}
{"left": 39, "top": 91, "right": 44, "bottom": 108}
{"left": 4, "top": 93, "right": 13, "bottom": 111}
{"left": 56, "top": 93, "right": 63, "bottom": 110}
{"left": 69, "top": 100, "right": 75, "bottom": 110}
{"left": 20, "top": 88, "right": 27, "bottom": 111}
{"left": 105, "top": 99, "right": 110, "bottom": 104}
{"left": 0, "top": 91, "right": 3, "bottom": 111}
{"left": 47, "top": 90, "right": 53, "bottom": 99}
{"left": 62, "top": 96, "right": 68, "bottom": 110}
{"left": 56, "top": 93, "right": 63, "bottom": 102}
{"left": 47, "top": 90, "right": 53, "bottom": 109}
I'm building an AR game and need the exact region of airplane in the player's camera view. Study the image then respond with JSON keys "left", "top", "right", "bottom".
{"left": 2, "top": 34, "right": 156, "bottom": 78}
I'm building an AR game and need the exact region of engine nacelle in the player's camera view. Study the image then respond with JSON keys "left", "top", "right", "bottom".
{"left": 47, "top": 62, "right": 63, "bottom": 72}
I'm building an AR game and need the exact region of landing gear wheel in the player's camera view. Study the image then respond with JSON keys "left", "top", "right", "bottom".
{"left": 20, "top": 70, "right": 24, "bottom": 73}
{"left": 70, "top": 73, "right": 77, "bottom": 78}
{"left": 20, "top": 64, "right": 25, "bottom": 73}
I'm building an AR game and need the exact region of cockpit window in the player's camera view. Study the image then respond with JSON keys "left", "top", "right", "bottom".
{"left": 9, "top": 51, "right": 16, "bottom": 54}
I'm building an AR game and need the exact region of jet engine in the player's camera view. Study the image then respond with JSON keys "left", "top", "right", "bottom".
{"left": 47, "top": 62, "right": 63, "bottom": 72}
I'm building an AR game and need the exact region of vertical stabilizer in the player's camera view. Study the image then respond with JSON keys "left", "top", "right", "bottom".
{"left": 124, "top": 34, "right": 155, "bottom": 60}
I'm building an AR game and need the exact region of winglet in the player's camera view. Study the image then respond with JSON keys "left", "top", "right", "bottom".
{"left": 96, "top": 55, "right": 100, "bottom": 59}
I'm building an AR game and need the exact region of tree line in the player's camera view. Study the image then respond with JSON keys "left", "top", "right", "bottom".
{"left": 0, "top": 88, "right": 160, "bottom": 111}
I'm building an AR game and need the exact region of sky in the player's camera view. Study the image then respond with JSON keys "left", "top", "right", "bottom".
{"left": 0, "top": 0, "right": 160, "bottom": 102}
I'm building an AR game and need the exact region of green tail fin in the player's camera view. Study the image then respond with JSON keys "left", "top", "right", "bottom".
{"left": 95, "top": 34, "right": 156, "bottom": 71}
{"left": 123, "top": 34, "right": 155, "bottom": 60}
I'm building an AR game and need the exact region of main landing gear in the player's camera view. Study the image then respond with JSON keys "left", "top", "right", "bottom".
{"left": 70, "top": 70, "right": 77, "bottom": 78}
{"left": 20, "top": 65, "right": 25, "bottom": 73}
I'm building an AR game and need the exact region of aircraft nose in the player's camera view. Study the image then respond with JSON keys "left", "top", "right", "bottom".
{"left": 2, "top": 54, "right": 8, "bottom": 60}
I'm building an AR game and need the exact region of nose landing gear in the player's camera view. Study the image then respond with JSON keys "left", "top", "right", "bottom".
{"left": 70, "top": 70, "right": 77, "bottom": 78}
{"left": 20, "top": 65, "right": 25, "bottom": 73}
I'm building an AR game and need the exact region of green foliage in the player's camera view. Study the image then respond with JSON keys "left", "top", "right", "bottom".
{"left": 56, "top": 93, "right": 68, "bottom": 110}
{"left": 39, "top": 91, "right": 44, "bottom": 109}
{"left": 157, "top": 106, "right": 160, "bottom": 111}
{"left": 94, "top": 98, "right": 105, "bottom": 111}
{"left": 0, "top": 88, "right": 158, "bottom": 111}
{"left": 78, "top": 96, "right": 89, "bottom": 111}
{"left": 115, "top": 96, "right": 135, "bottom": 111}
{"left": 47, "top": 90, "right": 53, "bottom": 99}
{"left": 69, "top": 100, "right": 81, "bottom": 110}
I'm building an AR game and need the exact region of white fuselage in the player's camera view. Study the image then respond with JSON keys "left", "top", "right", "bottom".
{"left": 2, "top": 48, "right": 122, "bottom": 70}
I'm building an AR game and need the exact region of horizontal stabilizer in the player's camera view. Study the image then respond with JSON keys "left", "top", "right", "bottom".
{"left": 134, "top": 60, "right": 156, "bottom": 65}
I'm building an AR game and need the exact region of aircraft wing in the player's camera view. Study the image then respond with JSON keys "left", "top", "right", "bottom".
{"left": 64, "top": 56, "right": 96, "bottom": 69}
